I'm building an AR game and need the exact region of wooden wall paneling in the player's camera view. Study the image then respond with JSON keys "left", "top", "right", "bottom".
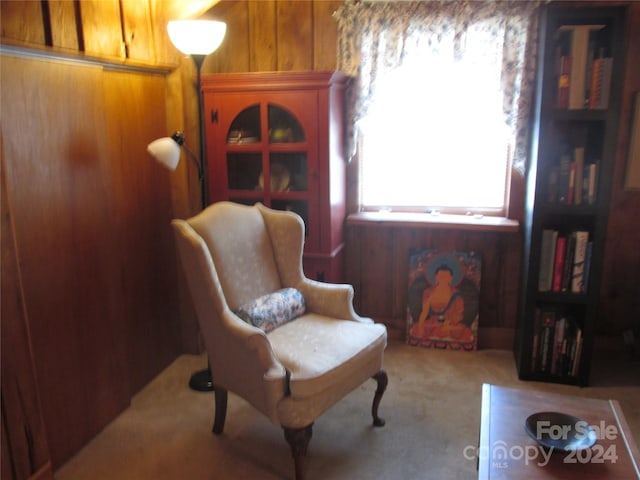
{"left": 345, "top": 221, "right": 363, "bottom": 311}
{"left": 48, "top": 0, "right": 81, "bottom": 51}
{"left": 78, "top": 0, "right": 124, "bottom": 59}
{"left": 391, "top": 229, "right": 410, "bottom": 321}
{"left": 600, "top": 2, "right": 640, "bottom": 336}
{"left": 248, "top": 0, "right": 277, "bottom": 72}
{"left": 1, "top": 55, "right": 130, "bottom": 467}
{"left": 202, "top": 0, "right": 339, "bottom": 74}
{"left": 203, "top": 1, "right": 250, "bottom": 73}
{"left": 356, "top": 226, "right": 396, "bottom": 319}
{"left": 312, "top": 0, "right": 340, "bottom": 71}
{"left": 163, "top": 67, "right": 202, "bottom": 354}
{"left": 1, "top": 148, "right": 53, "bottom": 480}
{"left": 276, "top": 0, "right": 313, "bottom": 71}
{"left": 0, "top": 1, "right": 46, "bottom": 46}
{"left": 102, "top": 69, "right": 181, "bottom": 392}
{"left": 346, "top": 223, "right": 522, "bottom": 348}
{"left": 120, "top": 0, "right": 155, "bottom": 63}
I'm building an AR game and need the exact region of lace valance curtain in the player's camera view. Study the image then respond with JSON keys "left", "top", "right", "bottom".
{"left": 334, "top": 0, "right": 541, "bottom": 173}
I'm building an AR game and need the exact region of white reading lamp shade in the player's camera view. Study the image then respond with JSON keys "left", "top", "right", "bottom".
{"left": 167, "top": 20, "right": 227, "bottom": 55}
{"left": 147, "top": 137, "right": 181, "bottom": 171}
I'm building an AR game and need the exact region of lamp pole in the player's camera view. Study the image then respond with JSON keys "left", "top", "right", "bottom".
{"left": 187, "top": 53, "right": 215, "bottom": 392}
{"left": 191, "top": 54, "right": 208, "bottom": 210}
{"left": 155, "top": 18, "right": 226, "bottom": 392}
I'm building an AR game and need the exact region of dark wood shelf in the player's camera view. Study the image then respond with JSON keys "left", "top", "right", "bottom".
{"left": 514, "top": 3, "right": 626, "bottom": 387}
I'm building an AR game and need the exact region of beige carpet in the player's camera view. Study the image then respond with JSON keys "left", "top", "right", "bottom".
{"left": 56, "top": 339, "right": 639, "bottom": 480}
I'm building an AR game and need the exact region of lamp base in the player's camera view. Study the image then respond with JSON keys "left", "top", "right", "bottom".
{"left": 189, "top": 368, "right": 214, "bottom": 392}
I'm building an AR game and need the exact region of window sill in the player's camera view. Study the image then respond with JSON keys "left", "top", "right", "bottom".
{"left": 346, "top": 211, "right": 519, "bottom": 233}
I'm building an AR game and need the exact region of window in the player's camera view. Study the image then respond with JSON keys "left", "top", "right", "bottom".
{"left": 335, "top": 1, "right": 540, "bottom": 216}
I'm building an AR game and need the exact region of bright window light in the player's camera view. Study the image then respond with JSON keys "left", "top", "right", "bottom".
{"left": 359, "top": 25, "right": 511, "bottom": 213}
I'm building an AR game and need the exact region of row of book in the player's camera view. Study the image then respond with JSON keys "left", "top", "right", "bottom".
{"left": 538, "top": 228, "right": 592, "bottom": 294}
{"left": 531, "top": 308, "right": 583, "bottom": 377}
{"left": 556, "top": 24, "right": 613, "bottom": 110}
{"left": 547, "top": 147, "right": 598, "bottom": 205}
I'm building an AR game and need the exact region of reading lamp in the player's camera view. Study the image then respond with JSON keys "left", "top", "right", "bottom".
{"left": 147, "top": 19, "right": 226, "bottom": 392}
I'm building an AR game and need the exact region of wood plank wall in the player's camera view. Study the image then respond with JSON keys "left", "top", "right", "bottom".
{"left": 600, "top": 3, "right": 640, "bottom": 336}
{"left": 346, "top": 225, "right": 523, "bottom": 347}
{"left": 0, "top": 55, "right": 181, "bottom": 468}
{"left": 200, "top": 0, "right": 341, "bottom": 73}
{"left": 0, "top": 0, "right": 211, "bottom": 469}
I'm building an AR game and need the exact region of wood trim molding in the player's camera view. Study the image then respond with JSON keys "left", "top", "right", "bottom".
{"left": 0, "top": 42, "right": 175, "bottom": 75}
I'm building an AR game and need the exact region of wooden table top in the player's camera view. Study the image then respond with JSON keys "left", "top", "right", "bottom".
{"left": 478, "top": 383, "right": 640, "bottom": 479}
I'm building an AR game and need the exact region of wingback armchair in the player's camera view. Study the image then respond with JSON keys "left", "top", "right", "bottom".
{"left": 171, "top": 201, "right": 388, "bottom": 480}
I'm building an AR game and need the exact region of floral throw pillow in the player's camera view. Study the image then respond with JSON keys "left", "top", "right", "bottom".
{"left": 234, "top": 288, "right": 306, "bottom": 333}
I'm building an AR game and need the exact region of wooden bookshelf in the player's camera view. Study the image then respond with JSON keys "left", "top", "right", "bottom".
{"left": 514, "top": 3, "right": 626, "bottom": 386}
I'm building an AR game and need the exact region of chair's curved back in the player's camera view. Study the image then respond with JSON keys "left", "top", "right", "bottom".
{"left": 186, "top": 201, "right": 282, "bottom": 310}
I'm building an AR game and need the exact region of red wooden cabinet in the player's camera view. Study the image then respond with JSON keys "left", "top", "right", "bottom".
{"left": 202, "top": 71, "right": 348, "bottom": 282}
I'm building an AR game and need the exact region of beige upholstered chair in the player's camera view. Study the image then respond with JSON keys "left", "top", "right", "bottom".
{"left": 171, "top": 201, "right": 388, "bottom": 480}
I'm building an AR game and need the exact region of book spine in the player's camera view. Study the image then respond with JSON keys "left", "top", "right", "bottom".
{"left": 573, "top": 147, "right": 584, "bottom": 205}
{"left": 561, "top": 233, "right": 576, "bottom": 292}
{"left": 582, "top": 241, "right": 593, "bottom": 293}
{"left": 552, "top": 236, "right": 567, "bottom": 292}
{"left": 598, "top": 57, "right": 613, "bottom": 109}
{"left": 557, "top": 55, "right": 571, "bottom": 109}
{"left": 538, "top": 229, "right": 558, "bottom": 292}
{"left": 568, "top": 27, "right": 589, "bottom": 109}
{"left": 589, "top": 57, "right": 603, "bottom": 109}
{"left": 539, "top": 310, "right": 556, "bottom": 373}
{"left": 531, "top": 308, "right": 541, "bottom": 373}
{"left": 551, "top": 316, "right": 566, "bottom": 375}
{"left": 557, "top": 154, "right": 572, "bottom": 204}
{"left": 571, "top": 327, "right": 583, "bottom": 377}
{"left": 587, "top": 162, "right": 598, "bottom": 204}
{"left": 571, "top": 231, "right": 589, "bottom": 293}
{"left": 567, "top": 161, "right": 576, "bottom": 205}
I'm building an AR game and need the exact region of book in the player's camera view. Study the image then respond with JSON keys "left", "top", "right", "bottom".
{"left": 582, "top": 241, "right": 593, "bottom": 292}
{"left": 557, "top": 55, "right": 571, "bottom": 109}
{"left": 557, "top": 153, "right": 572, "bottom": 204}
{"left": 539, "top": 309, "right": 556, "bottom": 373}
{"left": 582, "top": 164, "right": 590, "bottom": 203}
{"left": 589, "top": 56, "right": 614, "bottom": 109}
{"left": 531, "top": 308, "right": 541, "bottom": 373}
{"left": 551, "top": 316, "right": 566, "bottom": 375}
{"left": 567, "top": 161, "right": 576, "bottom": 205}
{"left": 588, "top": 55, "right": 603, "bottom": 109}
{"left": 559, "top": 25, "right": 605, "bottom": 109}
{"left": 561, "top": 233, "right": 576, "bottom": 292}
{"left": 571, "top": 230, "right": 589, "bottom": 293}
{"left": 538, "top": 229, "right": 558, "bottom": 292}
{"left": 573, "top": 147, "right": 585, "bottom": 205}
{"left": 571, "top": 327, "right": 583, "bottom": 377}
{"left": 587, "top": 162, "right": 598, "bottom": 204}
{"left": 552, "top": 235, "right": 567, "bottom": 292}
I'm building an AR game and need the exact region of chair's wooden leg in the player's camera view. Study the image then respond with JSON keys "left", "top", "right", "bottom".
{"left": 371, "top": 369, "right": 388, "bottom": 427}
{"left": 212, "top": 387, "right": 228, "bottom": 435}
{"left": 283, "top": 424, "right": 313, "bottom": 480}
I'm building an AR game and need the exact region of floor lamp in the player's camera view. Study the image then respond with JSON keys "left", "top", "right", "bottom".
{"left": 147, "top": 19, "right": 226, "bottom": 392}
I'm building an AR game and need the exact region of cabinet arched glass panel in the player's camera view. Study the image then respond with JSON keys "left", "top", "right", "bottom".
{"left": 268, "top": 104, "right": 305, "bottom": 143}
{"left": 227, "top": 105, "right": 260, "bottom": 144}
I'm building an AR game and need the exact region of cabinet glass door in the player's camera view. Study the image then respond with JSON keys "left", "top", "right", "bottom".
{"left": 208, "top": 91, "right": 319, "bottom": 251}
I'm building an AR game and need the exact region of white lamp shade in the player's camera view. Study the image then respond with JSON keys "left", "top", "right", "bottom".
{"left": 167, "top": 20, "right": 227, "bottom": 56}
{"left": 147, "top": 137, "right": 181, "bottom": 171}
